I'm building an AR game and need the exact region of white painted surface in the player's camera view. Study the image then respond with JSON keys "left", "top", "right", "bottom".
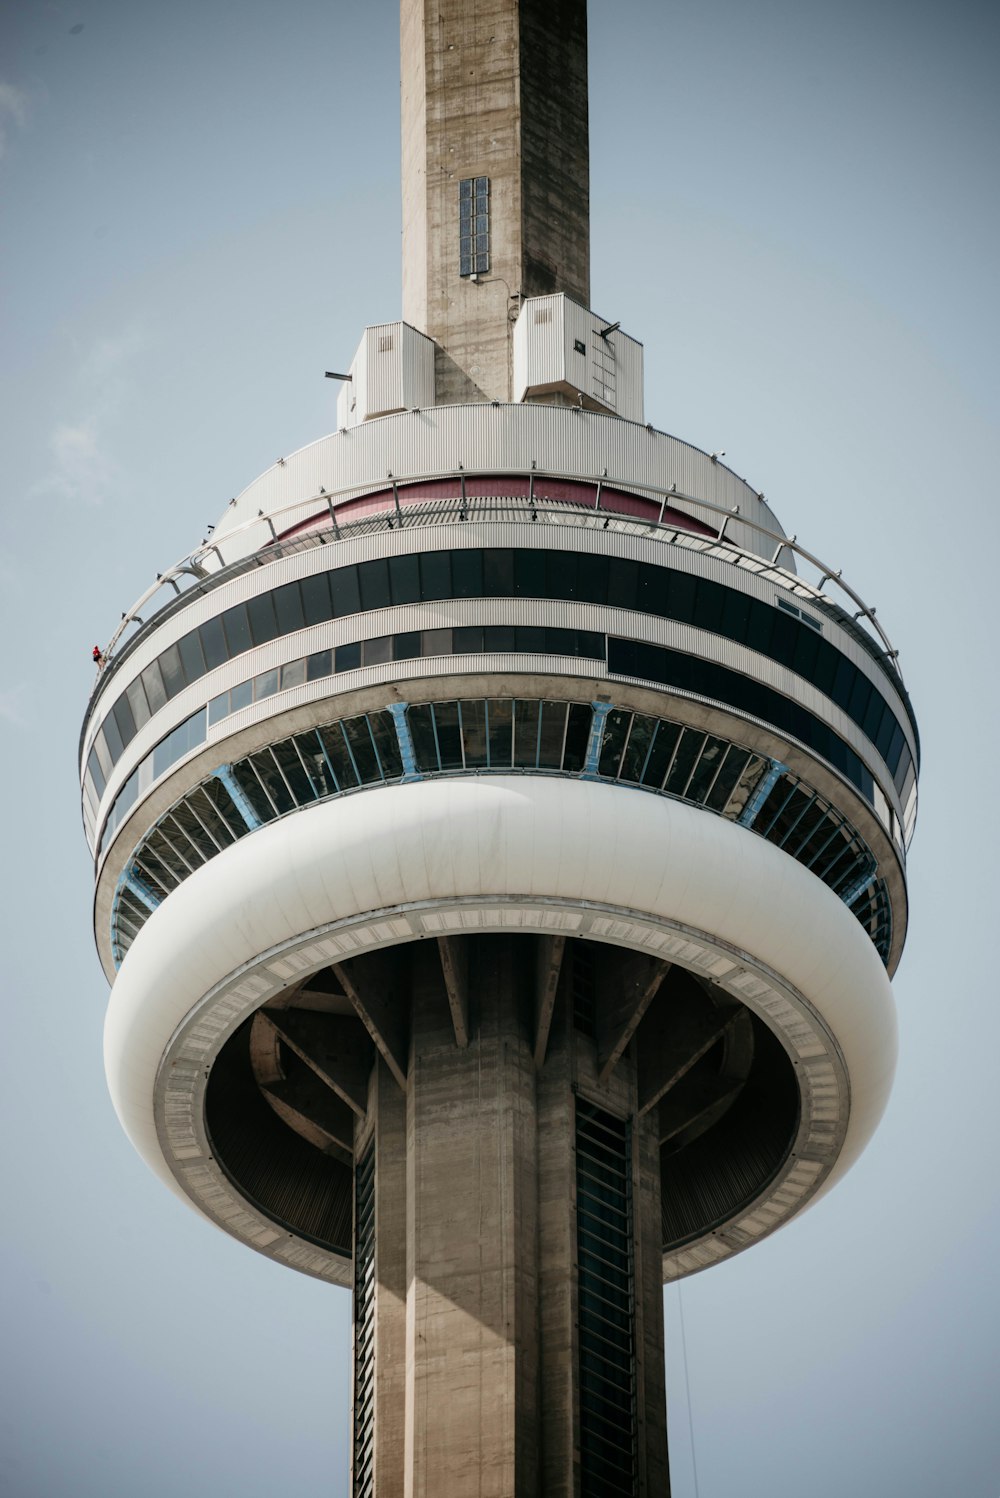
{"left": 337, "top": 321, "right": 436, "bottom": 428}
{"left": 105, "top": 775, "right": 896, "bottom": 1270}
{"left": 513, "top": 293, "right": 645, "bottom": 421}
{"left": 210, "top": 403, "right": 786, "bottom": 562}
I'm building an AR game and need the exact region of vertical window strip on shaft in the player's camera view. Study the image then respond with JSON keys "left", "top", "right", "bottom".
{"left": 353, "top": 1143, "right": 376, "bottom": 1498}
{"left": 459, "top": 175, "right": 490, "bottom": 276}
{"left": 576, "top": 1101, "right": 638, "bottom": 1497}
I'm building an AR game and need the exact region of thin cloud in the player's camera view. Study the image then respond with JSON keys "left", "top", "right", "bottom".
{"left": 0, "top": 83, "right": 29, "bottom": 160}
{"left": 50, "top": 419, "right": 118, "bottom": 502}
{"left": 36, "top": 324, "right": 146, "bottom": 506}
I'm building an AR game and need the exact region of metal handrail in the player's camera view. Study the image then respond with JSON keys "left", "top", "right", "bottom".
{"left": 83, "top": 468, "right": 904, "bottom": 743}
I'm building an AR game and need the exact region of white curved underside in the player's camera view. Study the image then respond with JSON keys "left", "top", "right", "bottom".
{"left": 105, "top": 776, "right": 896, "bottom": 1272}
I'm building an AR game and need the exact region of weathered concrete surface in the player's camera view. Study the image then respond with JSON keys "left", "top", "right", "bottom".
{"left": 351, "top": 936, "right": 669, "bottom": 1495}
{"left": 401, "top": 0, "right": 589, "bottom": 402}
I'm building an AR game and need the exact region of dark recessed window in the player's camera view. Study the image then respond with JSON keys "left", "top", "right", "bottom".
{"left": 459, "top": 177, "right": 489, "bottom": 276}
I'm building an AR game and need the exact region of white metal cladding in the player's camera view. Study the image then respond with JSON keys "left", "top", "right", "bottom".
{"left": 337, "top": 321, "right": 437, "bottom": 427}
{"left": 512, "top": 294, "right": 644, "bottom": 422}
{"left": 103, "top": 778, "right": 896, "bottom": 1280}
{"left": 210, "top": 404, "right": 787, "bottom": 561}
{"left": 81, "top": 513, "right": 911, "bottom": 778}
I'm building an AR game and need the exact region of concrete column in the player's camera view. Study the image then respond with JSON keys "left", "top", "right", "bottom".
{"left": 354, "top": 934, "right": 671, "bottom": 1495}
{"left": 400, "top": 0, "right": 589, "bottom": 402}
{"left": 404, "top": 938, "right": 539, "bottom": 1497}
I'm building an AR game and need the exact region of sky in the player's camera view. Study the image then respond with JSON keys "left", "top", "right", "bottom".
{"left": 1, "top": 0, "right": 998, "bottom": 1494}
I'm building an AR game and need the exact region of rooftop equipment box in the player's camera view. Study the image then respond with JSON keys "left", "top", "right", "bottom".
{"left": 513, "top": 293, "right": 644, "bottom": 421}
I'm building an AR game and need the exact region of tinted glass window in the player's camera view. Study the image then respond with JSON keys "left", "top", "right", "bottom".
{"left": 330, "top": 565, "right": 361, "bottom": 616}
{"left": 483, "top": 548, "right": 514, "bottom": 596}
{"left": 280, "top": 658, "right": 306, "bottom": 690}
{"left": 274, "top": 581, "right": 305, "bottom": 635}
{"left": 791, "top": 626, "right": 820, "bottom": 680}
{"left": 665, "top": 569, "right": 696, "bottom": 624}
{"left": 564, "top": 703, "right": 591, "bottom": 772}
{"left": 720, "top": 589, "right": 751, "bottom": 643}
{"left": 365, "top": 712, "right": 399, "bottom": 779}
{"left": 231, "top": 679, "right": 252, "bottom": 712}
{"left": 159, "top": 643, "right": 186, "bottom": 699}
{"left": 199, "top": 615, "right": 228, "bottom": 671}
{"left": 307, "top": 648, "right": 333, "bottom": 680}
{"left": 487, "top": 700, "right": 513, "bottom": 764}
{"left": 768, "top": 612, "right": 797, "bottom": 669}
{"left": 863, "top": 689, "right": 886, "bottom": 744}
{"left": 422, "top": 627, "right": 452, "bottom": 656}
{"left": 576, "top": 552, "right": 608, "bottom": 606}
{"left": 636, "top": 562, "right": 665, "bottom": 615}
{"left": 300, "top": 571, "right": 334, "bottom": 625}
{"left": 433, "top": 702, "right": 463, "bottom": 769}
{"left": 317, "top": 722, "right": 357, "bottom": 788}
{"left": 551, "top": 550, "right": 578, "bottom": 601}
{"left": 513, "top": 549, "right": 546, "bottom": 597}
{"left": 453, "top": 624, "right": 484, "bottom": 652}
{"left": 358, "top": 558, "right": 391, "bottom": 611}
{"left": 335, "top": 641, "right": 361, "bottom": 672}
{"left": 363, "top": 636, "right": 392, "bottom": 666}
{"left": 848, "top": 671, "right": 872, "bottom": 725}
{"left": 452, "top": 549, "right": 483, "bottom": 598}
{"left": 341, "top": 716, "right": 377, "bottom": 784}
{"left": 87, "top": 745, "right": 107, "bottom": 798}
{"left": 178, "top": 628, "right": 206, "bottom": 683}
{"left": 102, "top": 709, "right": 124, "bottom": 762}
{"left": 420, "top": 550, "right": 451, "bottom": 600}
{"left": 247, "top": 592, "right": 279, "bottom": 645}
{"left": 692, "top": 579, "right": 726, "bottom": 634}
{"left": 222, "top": 604, "right": 252, "bottom": 657}
{"left": 388, "top": 553, "right": 421, "bottom": 605}
{"left": 483, "top": 624, "right": 516, "bottom": 652}
{"left": 514, "top": 625, "right": 546, "bottom": 653}
{"left": 142, "top": 659, "right": 168, "bottom": 715}
{"left": 393, "top": 631, "right": 421, "bottom": 660}
{"left": 607, "top": 557, "right": 638, "bottom": 610}
{"left": 460, "top": 701, "right": 488, "bottom": 766}
{"left": 112, "top": 694, "right": 136, "bottom": 749}
{"left": 125, "top": 676, "right": 151, "bottom": 733}
{"left": 746, "top": 599, "right": 773, "bottom": 655}
{"left": 811, "top": 638, "right": 838, "bottom": 696}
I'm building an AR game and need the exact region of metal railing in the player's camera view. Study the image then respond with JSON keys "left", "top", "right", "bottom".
{"left": 82, "top": 470, "right": 905, "bottom": 753}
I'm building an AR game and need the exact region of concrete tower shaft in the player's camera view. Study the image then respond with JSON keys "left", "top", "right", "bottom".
{"left": 401, "top": 0, "right": 590, "bottom": 402}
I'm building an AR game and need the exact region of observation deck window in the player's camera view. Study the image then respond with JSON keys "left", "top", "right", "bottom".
{"left": 86, "top": 546, "right": 917, "bottom": 836}
{"left": 106, "top": 696, "right": 895, "bottom": 970}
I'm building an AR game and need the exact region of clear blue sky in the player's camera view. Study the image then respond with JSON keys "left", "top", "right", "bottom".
{"left": 1, "top": 1, "right": 998, "bottom": 1494}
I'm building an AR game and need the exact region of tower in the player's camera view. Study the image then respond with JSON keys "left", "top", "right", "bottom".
{"left": 80, "top": 1, "right": 919, "bottom": 1492}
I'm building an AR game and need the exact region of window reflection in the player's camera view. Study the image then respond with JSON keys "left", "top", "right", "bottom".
{"left": 89, "top": 547, "right": 916, "bottom": 808}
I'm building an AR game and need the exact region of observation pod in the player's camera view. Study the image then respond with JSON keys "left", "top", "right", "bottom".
{"left": 80, "top": 2, "right": 919, "bottom": 1494}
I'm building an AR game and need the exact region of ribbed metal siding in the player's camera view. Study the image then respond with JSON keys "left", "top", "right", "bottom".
{"left": 214, "top": 404, "right": 785, "bottom": 561}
